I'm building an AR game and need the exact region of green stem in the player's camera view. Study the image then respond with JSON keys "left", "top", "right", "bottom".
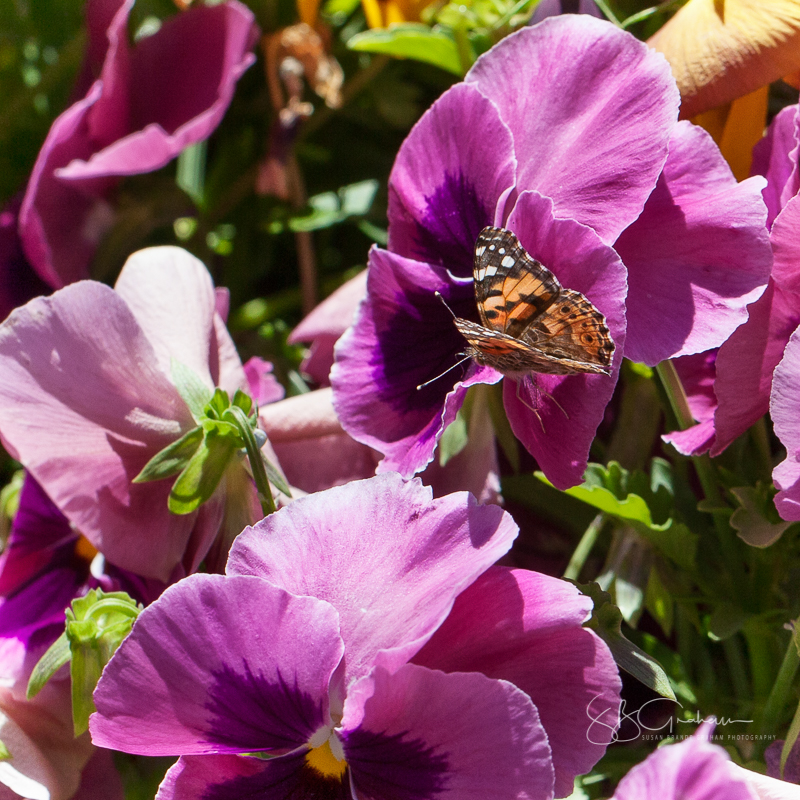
{"left": 759, "top": 620, "right": 800, "bottom": 737}
{"left": 564, "top": 513, "right": 604, "bottom": 581}
{"left": 722, "top": 634, "right": 750, "bottom": 705}
{"left": 227, "top": 406, "right": 276, "bottom": 517}
{"left": 591, "top": 0, "right": 622, "bottom": 26}
{"left": 750, "top": 416, "right": 774, "bottom": 484}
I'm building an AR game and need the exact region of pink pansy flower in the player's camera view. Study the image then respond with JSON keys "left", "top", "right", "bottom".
{"left": 331, "top": 16, "right": 771, "bottom": 489}
{"left": 90, "top": 474, "right": 621, "bottom": 799}
{"left": 0, "top": 246, "right": 262, "bottom": 582}
{"left": 611, "top": 720, "right": 800, "bottom": 800}
{"left": 18, "top": 0, "right": 257, "bottom": 289}
{"left": 0, "top": 475, "right": 141, "bottom": 800}
{"left": 666, "top": 103, "right": 800, "bottom": 457}
{"left": 288, "top": 270, "right": 367, "bottom": 387}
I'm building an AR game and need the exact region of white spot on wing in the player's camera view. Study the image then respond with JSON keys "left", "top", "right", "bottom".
{"left": 484, "top": 265, "right": 498, "bottom": 277}
{"left": 476, "top": 268, "right": 486, "bottom": 281}
{"left": 489, "top": 244, "right": 496, "bottom": 250}
{"left": 501, "top": 255, "right": 515, "bottom": 268}
{"left": 475, "top": 246, "right": 486, "bottom": 256}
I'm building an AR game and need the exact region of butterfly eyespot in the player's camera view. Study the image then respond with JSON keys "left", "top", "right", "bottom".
{"left": 561, "top": 306, "right": 570, "bottom": 314}
{"left": 585, "top": 334, "right": 594, "bottom": 343}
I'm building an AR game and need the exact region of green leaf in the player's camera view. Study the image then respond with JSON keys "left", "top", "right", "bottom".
{"left": 347, "top": 24, "right": 463, "bottom": 76}
{"left": 579, "top": 581, "right": 677, "bottom": 701}
{"left": 168, "top": 432, "right": 238, "bottom": 514}
{"left": 133, "top": 426, "right": 204, "bottom": 483}
{"left": 27, "top": 630, "right": 70, "bottom": 699}
{"left": 541, "top": 461, "right": 698, "bottom": 571}
{"left": 171, "top": 359, "right": 213, "bottom": 421}
{"left": 438, "top": 410, "right": 468, "bottom": 466}
{"left": 729, "top": 485, "right": 791, "bottom": 548}
{"left": 284, "top": 180, "right": 380, "bottom": 234}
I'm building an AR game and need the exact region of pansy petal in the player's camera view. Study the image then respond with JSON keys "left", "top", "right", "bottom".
{"left": 91, "top": 574, "right": 343, "bottom": 755}
{"left": 243, "top": 357, "right": 285, "bottom": 405}
{"left": 387, "top": 82, "right": 516, "bottom": 272}
{"left": 114, "top": 247, "right": 218, "bottom": 389}
{"left": 341, "top": 664, "right": 554, "bottom": 800}
{"left": 617, "top": 121, "right": 771, "bottom": 365}
{"left": 712, "top": 281, "right": 800, "bottom": 456}
{"left": 228, "top": 473, "right": 517, "bottom": 686}
{"left": 612, "top": 721, "right": 754, "bottom": 800}
{"left": 770, "top": 326, "right": 800, "bottom": 521}
{"left": 56, "top": 2, "right": 257, "bottom": 181}
{"left": 502, "top": 192, "right": 626, "bottom": 490}
{"left": 415, "top": 567, "right": 620, "bottom": 798}
{"left": 466, "top": 17, "right": 679, "bottom": 244}
{"left": 751, "top": 105, "right": 799, "bottom": 228}
{"left": 0, "top": 284, "right": 201, "bottom": 580}
{"left": 331, "top": 247, "right": 498, "bottom": 478}
{"left": 771, "top": 196, "right": 800, "bottom": 294}
{"left": 155, "top": 753, "right": 353, "bottom": 800}
{"left": 648, "top": 0, "right": 800, "bottom": 119}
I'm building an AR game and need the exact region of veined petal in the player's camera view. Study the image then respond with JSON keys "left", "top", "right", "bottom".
{"left": 611, "top": 721, "right": 755, "bottom": 800}
{"left": 771, "top": 325, "right": 800, "bottom": 521}
{"left": 114, "top": 247, "right": 219, "bottom": 389}
{"left": 0, "top": 283, "right": 200, "bottom": 580}
{"left": 341, "top": 664, "right": 554, "bottom": 800}
{"left": 155, "top": 752, "right": 353, "bottom": 800}
{"left": 227, "top": 474, "right": 517, "bottom": 687}
{"left": 91, "top": 574, "right": 344, "bottom": 755}
{"left": 387, "top": 82, "right": 516, "bottom": 272}
{"left": 56, "top": 2, "right": 257, "bottom": 181}
{"left": 415, "top": 567, "right": 620, "bottom": 798}
{"left": 466, "top": 17, "right": 679, "bottom": 244}
{"left": 331, "top": 246, "right": 498, "bottom": 478}
{"left": 751, "top": 105, "right": 799, "bottom": 228}
{"left": 502, "top": 192, "right": 626, "bottom": 490}
{"left": 617, "top": 121, "right": 771, "bottom": 365}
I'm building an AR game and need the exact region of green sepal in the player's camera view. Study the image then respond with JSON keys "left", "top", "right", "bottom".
{"left": 133, "top": 426, "right": 204, "bottom": 483}
{"left": 171, "top": 358, "right": 214, "bottom": 421}
{"left": 27, "top": 630, "right": 70, "bottom": 699}
{"left": 232, "top": 389, "right": 253, "bottom": 416}
{"left": 27, "top": 590, "right": 142, "bottom": 735}
{"left": 0, "top": 740, "right": 10, "bottom": 760}
{"left": 579, "top": 581, "right": 676, "bottom": 701}
{"left": 168, "top": 431, "right": 238, "bottom": 514}
{"left": 205, "top": 387, "right": 232, "bottom": 419}
{"left": 262, "top": 453, "right": 291, "bottom": 498}
{"left": 224, "top": 404, "right": 278, "bottom": 514}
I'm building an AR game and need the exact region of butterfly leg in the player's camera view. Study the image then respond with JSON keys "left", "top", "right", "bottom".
{"left": 514, "top": 376, "right": 571, "bottom": 430}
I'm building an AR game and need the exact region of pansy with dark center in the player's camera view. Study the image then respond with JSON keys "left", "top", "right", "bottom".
{"left": 331, "top": 15, "right": 772, "bottom": 489}
{"left": 90, "top": 474, "right": 622, "bottom": 799}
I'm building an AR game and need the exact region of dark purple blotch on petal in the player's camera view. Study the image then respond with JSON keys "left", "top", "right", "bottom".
{"left": 345, "top": 727, "right": 450, "bottom": 800}
{"left": 199, "top": 753, "right": 353, "bottom": 800}
{"left": 205, "top": 662, "right": 325, "bottom": 753}
{"left": 391, "top": 171, "right": 493, "bottom": 277}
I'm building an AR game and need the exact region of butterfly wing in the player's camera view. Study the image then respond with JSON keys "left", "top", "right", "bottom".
{"left": 473, "top": 227, "right": 561, "bottom": 338}
{"left": 470, "top": 226, "right": 615, "bottom": 376}
{"left": 520, "top": 288, "right": 615, "bottom": 374}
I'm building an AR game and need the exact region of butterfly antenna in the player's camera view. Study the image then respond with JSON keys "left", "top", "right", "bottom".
{"left": 416, "top": 354, "right": 472, "bottom": 391}
{"left": 434, "top": 291, "right": 458, "bottom": 321}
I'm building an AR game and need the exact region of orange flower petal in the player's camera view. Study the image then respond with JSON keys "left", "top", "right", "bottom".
{"left": 648, "top": 0, "right": 800, "bottom": 118}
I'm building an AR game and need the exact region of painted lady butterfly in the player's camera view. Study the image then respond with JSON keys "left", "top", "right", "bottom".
{"left": 452, "top": 226, "right": 615, "bottom": 377}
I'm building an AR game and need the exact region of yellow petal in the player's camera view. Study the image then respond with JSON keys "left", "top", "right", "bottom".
{"left": 648, "top": 0, "right": 800, "bottom": 118}
{"left": 361, "top": 0, "right": 387, "bottom": 27}
{"left": 692, "top": 85, "right": 769, "bottom": 180}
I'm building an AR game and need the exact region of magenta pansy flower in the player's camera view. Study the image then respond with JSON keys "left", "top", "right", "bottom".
{"left": 666, "top": 104, "right": 800, "bottom": 458}
{"left": 90, "top": 474, "right": 621, "bottom": 799}
{"left": 18, "top": 0, "right": 257, "bottom": 290}
{"left": 611, "top": 720, "right": 800, "bottom": 800}
{"left": 0, "top": 246, "right": 262, "bottom": 582}
{"left": 331, "top": 16, "right": 771, "bottom": 489}
{"left": 0, "top": 475, "right": 135, "bottom": 800}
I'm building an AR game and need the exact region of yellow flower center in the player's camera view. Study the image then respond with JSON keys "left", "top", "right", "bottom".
{"left": 305, "top": 738, "right": 347, "bottom": 779}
